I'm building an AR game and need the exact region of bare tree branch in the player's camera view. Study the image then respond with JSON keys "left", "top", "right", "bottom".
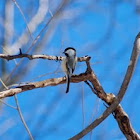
{"left": 8, "top": 0, "right": 49, "bottom": 54}
{"left": 0, "top": 72, "right": 89, "bottom": 99}
{"left": 11, "top": 0, "right": 33, "bottom": 40}
{"left": 69, "top": 32, "right": 140, "bottom": 140}
{"left": 0, "top": 78, "right": 17, "bottom": 109}
{"left": 0, "top": 53, "right": 90, "bottom": 62}
{"left": 14, "top": 95, "right": 34, "bottom": 140}
{"left": 1, "top": 30, "right": 140, "bottom": 140}
{"left": 0, "top": 78, "right": 8, "bottom": 90}
{"left": 0, "top": 99, "right": 17, "bottom": 109}
{"left": 117, "top": 32, "right": 140, "bottom": 101}
{"left": 0, "top": 78, "right": 34, "bottom": 139}
{"left": 3, "top": 0, "right": 72, "bottom": 83}
{"left": 81, "top": 83, "right": 85, "bottom": 131}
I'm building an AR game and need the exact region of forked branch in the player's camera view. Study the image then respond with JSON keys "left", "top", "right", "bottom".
{"left": 0, "top": 33, "right": 140, "bottom": 140}
{"left": 69, "top": 32, "right": 140, "bottom": 140}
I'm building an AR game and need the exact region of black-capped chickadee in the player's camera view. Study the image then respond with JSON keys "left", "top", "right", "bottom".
{"left": 61, "top": 47, "right": 77, "bottom": 93}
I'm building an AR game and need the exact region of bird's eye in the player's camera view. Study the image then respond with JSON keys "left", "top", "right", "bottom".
{"left": 65, "top": 53, "right": 69, "bottom": 57}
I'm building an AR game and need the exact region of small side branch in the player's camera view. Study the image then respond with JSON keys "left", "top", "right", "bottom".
{"left": 11, "top": 0, "right": 33, "bottom": 40}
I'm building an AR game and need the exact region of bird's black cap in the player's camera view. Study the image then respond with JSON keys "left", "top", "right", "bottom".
{"left": 64, "top": 47, "right": 76, "bottom": 53}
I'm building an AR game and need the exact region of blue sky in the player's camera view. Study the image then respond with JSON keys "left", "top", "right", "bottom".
{"left": 0, "top": 0, "right": 140, "bottom": 140}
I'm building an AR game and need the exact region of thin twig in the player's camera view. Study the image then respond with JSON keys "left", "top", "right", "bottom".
{"left": 81, "top": 82, "right": 85, "bottom": 131}
{"left": 0, "top": 78, "right": 8, "bottom": 90}
{"left": 89, "top": 98, "right": 100, "bottom": 140}
{"left": 0, "top": 99, "right": 17, "bottom": 109}
{"left": 11, "top": 0, "right": 33, "bottom": 40}
{"left": 0, "top": 78, "right": 33, "bottom": 138}
{"left": 48, "top": 8, "right": 53, "bottom": 17}
{"left": 14, "top": 95, "right": 34, "bottom": 140}
{"left": 3, "top": 0, "right": 72, "bottom": 83}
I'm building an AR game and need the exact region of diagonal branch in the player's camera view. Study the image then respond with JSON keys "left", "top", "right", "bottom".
{"left": 14, "top": 95, "right": 34, "bottom": 140}
{"left": 11, "top": 0, "right": 33, "bottom": 40}
{"left": 117, "top": 32, "right": 140, "bottom": 101}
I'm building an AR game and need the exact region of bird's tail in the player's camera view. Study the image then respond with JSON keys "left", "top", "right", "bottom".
{"left": 66, "top": 75, "right": 70, "bottom": 93}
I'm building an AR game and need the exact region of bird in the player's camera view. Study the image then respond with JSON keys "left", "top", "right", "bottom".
{"left": 61, "top": 47, "right": 77, "bottom": 93}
